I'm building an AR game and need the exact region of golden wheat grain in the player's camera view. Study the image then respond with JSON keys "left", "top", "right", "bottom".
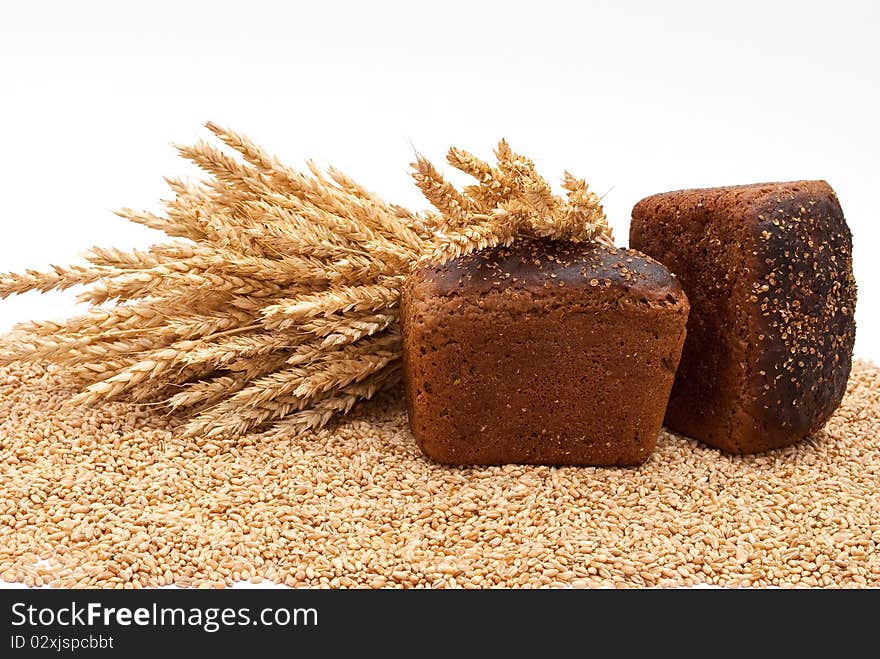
{"left": 261, "top": 280, "right": 404, "bottom": 329}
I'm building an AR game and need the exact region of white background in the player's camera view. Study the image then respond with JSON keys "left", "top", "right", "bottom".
{"left": 0, "top": 0, "right": 877, "bottom": 359}
{"left": 0, "top": 1, "right": 877, "bottom": 588}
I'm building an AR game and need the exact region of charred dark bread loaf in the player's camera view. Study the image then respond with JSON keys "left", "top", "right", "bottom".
{"left": 631, "top": 181, "right": 856, "bottom": 453}
{"left": 400, "top": 238, "right": 689, "bottom": 466}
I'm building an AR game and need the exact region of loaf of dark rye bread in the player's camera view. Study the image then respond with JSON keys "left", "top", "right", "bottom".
{"left": 400, "top": 238, "right": 689, "bottom": 466}
{"left": 631, "top": 181, "right": 856, "bottom": 453}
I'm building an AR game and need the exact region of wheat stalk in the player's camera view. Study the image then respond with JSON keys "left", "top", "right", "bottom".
{"left": 0, "top": 126, "right": 611, "bottom": 438}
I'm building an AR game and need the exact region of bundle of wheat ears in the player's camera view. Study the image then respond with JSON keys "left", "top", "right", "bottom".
{"left": 0, "top": 123, "right": 611, "bottom": 439}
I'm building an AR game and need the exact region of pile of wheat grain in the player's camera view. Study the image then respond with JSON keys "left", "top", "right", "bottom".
{"left": 1, "top": 356, "right": 877, "bottom": 589}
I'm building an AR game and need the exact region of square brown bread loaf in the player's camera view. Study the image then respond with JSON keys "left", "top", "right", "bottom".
{"left": 400, "top": 238, "right": 690, "bottom": 466}
{"left": 630, "top": 181, "right": 856, "bottom": 454}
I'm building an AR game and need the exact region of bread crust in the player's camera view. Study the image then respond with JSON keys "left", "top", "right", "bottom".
{"left": 401, "top": 239, "right": 689, "bottom": 466}
{"left": 631, "top": 181, "right": 856, "bottom": 453}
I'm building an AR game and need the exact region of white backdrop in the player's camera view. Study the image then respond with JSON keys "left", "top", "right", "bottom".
{"left": 1, "top": 0, "right": 877, "bottom": 359}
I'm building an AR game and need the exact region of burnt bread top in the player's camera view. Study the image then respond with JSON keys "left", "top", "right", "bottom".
{"left": 407, "top": 238, "right": 687, "bottom": 308}
{"left": 747, "top": 182, "right": 855, "bottom": 438}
